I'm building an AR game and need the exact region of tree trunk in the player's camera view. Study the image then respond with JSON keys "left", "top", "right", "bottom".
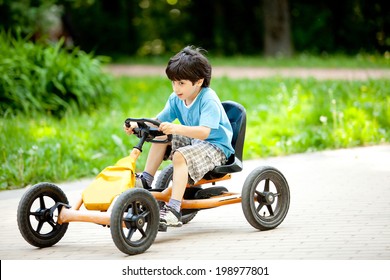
{"left": 263, "top": 0, "right": 293, "bottom": 57}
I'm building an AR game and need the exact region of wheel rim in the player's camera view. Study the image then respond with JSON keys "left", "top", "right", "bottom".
{"left": 27, "top": 193, "right": 63, "bottom": 239}
{"left": 120, "top": 199, "right": 154, "bottom": 246}
{"left": 252, "top": 171, "right": 288, "bottom": 223}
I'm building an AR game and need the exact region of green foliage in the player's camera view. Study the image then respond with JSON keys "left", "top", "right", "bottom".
{"left": 2, "top": 0, "right": 387, "bottom": 56}
{"left": 0, "top": 30, "right": 113, "bottom": 116}
{"left": 211, "top": 78, "right": 390, "bottom": 157}
{"left": 1, "top": 76, "right": 389, "bottom": 190}
{"left": 0, "top": 0, "right": 59, "bottom": 36}
{"left": 0, "top": 112, "right": 130, "bottom": 190}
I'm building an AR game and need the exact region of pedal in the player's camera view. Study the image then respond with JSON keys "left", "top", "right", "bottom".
{"left": 183, "top": 187, "right": 202, "bottom": 199}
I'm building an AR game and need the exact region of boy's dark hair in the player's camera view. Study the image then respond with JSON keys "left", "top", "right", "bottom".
{"left": 165, "top": 46, "right": 212, "bottom": 87}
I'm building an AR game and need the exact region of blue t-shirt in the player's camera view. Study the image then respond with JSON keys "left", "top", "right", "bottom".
{"left": 157, "top": 87, "right": 234, "bottom": 159}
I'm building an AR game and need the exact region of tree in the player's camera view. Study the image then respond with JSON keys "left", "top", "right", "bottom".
{"left": 262, "top": 0, "right": 293, "bottom": 57}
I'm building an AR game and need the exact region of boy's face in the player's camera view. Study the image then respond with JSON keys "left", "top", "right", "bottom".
{"left": 171, "top": 79, "right": 203, "bottom": 105}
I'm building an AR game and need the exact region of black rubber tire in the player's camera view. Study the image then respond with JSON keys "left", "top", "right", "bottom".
{"left": 110, "top": 188, "right": 160, "bottom": 255}
{"left": 17, "top": 182, "right": 69, "bottom": 248}
{"left": 155, "top": 164, "right": 198, "bottom": 224}
{"left": 241, "top": 166, "right": 290, "bottom": 230}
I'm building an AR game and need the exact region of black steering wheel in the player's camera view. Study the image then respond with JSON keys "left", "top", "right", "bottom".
{"left": 124, "top": 118, "right": 172, "bottom": 146}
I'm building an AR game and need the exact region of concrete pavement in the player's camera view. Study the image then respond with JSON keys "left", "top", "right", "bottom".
{"left": 1, "top": 145, "right": 390, "bottom": 260}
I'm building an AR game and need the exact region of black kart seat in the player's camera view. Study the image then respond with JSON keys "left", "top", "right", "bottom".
{"left": 203, "top": 100, "right": 246, "bottom": 180}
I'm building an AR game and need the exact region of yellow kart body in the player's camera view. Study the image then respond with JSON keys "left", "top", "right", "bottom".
{"left": 82, "top": 156, "right": 136, "bottom": 211}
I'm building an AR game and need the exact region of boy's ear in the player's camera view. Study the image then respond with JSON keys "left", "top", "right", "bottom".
{"left": 196, "top": 78, "right": 204, "bottom": 86}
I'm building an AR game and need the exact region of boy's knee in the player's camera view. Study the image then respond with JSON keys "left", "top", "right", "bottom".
{"left": 172, "top": 151, "right": 186, "bottom": 166}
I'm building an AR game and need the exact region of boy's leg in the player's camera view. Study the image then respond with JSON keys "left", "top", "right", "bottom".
{"left": 136, "top": 142, "right": 168, "bottom": 189}
{"left": 160, "top": 151, "right": 187, "bottom": 227}
{"left": 170, "top": 151, "right": 188, "bottom": 202}
{"left": 144, "top": 142, "right": 168, "bottom": 176}
{"left": 160, "top": 136, "right": 228, "bottom": 228}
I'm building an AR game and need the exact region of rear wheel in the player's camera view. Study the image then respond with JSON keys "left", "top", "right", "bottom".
{"left": 241, "top": 166, "right": 290, "bottom": 230}
{"left": 17, "top": 182, "right": 69, "bottom": 248}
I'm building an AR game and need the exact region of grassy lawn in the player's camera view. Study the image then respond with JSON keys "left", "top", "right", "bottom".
{"left": 1, "top": 75, "right": 389, "bottom": 190}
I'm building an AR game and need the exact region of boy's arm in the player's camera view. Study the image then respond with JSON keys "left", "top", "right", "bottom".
{"left": 159, "top": 122, "right": 210, "bottom": 140}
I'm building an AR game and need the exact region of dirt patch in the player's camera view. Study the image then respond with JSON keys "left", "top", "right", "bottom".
{"left": 105, "top": 64, "right": 390, "bottom": 80}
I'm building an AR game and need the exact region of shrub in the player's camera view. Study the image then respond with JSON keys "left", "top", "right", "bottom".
{"left": 0, "top": 30, "right": 113, "bottom": 117}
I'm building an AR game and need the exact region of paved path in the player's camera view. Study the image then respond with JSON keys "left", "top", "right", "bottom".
{"left": 3, "top": 66, "right": 389, "bottom": 279}
{"left": 105, "top": 64, "right": 390, "bottom": 80}
{"left": 1, "top": 144, "right": 389, "bottom": 260}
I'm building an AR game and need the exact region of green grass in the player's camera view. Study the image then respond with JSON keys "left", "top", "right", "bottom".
{"left": 1, "top": 76, "right": 389, "bottom": 190}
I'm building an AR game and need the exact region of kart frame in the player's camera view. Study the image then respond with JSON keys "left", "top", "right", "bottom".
{"left": 17, "top": 101, "right": 290, "bottom": 255}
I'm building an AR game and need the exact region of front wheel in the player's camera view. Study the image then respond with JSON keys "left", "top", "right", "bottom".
{"left": 17, "top": 182, "right": 69, "bottom": 248}
{"left": 110, "top": 188, "right": 160, "bottom": 255}
{"left": 241, "top": 166, "right": 290, "bottom": 230}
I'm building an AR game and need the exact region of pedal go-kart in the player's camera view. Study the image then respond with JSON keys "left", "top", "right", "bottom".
{"left": 17, "top": 101, "right": 290, "bottom": 255}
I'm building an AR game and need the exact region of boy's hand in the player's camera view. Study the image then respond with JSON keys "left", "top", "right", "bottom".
{"left": 159, "top": 122, "right": 178, "bottom": 135}
{"left": 159, "top": 122, "right": 210, "bottom": 139}
{"left": 123, "top": 121, "right": 137, "bottom": 135}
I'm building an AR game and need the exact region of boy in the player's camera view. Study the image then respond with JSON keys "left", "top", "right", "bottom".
{"left": 124, "top": 46, "right": 234, "bottom": 228}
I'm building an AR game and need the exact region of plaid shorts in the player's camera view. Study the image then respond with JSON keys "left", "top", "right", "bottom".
{"left": 169, "top": 135, "right": 227, "bottom": 184}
